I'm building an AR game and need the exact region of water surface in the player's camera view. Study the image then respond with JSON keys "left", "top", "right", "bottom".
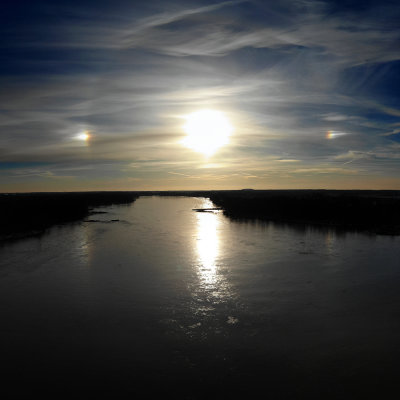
{"left": 1, "top": 196, "right": 400, "bottom": 398}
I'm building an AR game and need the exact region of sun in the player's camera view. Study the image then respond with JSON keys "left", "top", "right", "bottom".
{"left": 181, "top": 109, "right": 233, "bottom": 156}
{"left": 75, "top": 131, "right": 90, "bottom": 141}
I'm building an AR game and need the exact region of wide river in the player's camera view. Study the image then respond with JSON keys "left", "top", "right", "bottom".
{"left": 1, "top": 196, "right": 400, "bottom": 398}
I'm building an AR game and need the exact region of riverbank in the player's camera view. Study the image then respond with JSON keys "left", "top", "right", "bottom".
{"left": 209, "top": 190, "right": 400, "bottom": 235}
{"left": 0, "top": 191, "right": 138, "bottom": 241}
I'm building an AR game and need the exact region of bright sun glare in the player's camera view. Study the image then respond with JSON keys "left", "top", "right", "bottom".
{"left": 181, "top": 109, "right": 233, "bottom": 156}
{"left": 76, "top": 131, "right": 90, "bottom": 141}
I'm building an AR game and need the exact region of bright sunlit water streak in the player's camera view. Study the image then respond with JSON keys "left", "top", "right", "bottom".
{"left": 191, "top": 199, "right": 236, "bottom": 324}
{"left": 196, "top": 210, "right": 219, "bottom": 287}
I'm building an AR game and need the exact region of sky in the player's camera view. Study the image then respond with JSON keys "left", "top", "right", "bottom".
{"left": 1, "top": 0, "right": 400, "bottom": 191}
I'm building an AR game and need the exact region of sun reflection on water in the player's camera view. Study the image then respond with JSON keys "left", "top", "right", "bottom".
{"left": 193, "top": 199, "right": 234, "bottom": 303}
{"left": 196, "top": 210, "right": 220, "bottom": 287}
{"left": 189, "top": 200, "right": 239, "bottom": 334}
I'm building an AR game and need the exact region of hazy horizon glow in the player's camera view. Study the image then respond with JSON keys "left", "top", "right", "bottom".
{"left": 1, "top": 0, "right": 400, "bottom": 192}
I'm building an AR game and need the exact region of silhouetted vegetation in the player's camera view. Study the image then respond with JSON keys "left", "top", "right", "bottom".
{"left": 0, "top": 192, "right": 138, "bottom": 240}
{"left": 209, "top": 190, "right": 400, "bottom": 234}
{"left": 2, "top": 190, "right": 400, "bottom": 240}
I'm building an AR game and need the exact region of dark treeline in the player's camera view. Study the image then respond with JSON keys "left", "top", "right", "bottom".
{"left": 209, "top": 190, "right": 400, "bottom": 234}
{"left": 0, "top": 192, "right": 138, "bottom": 240}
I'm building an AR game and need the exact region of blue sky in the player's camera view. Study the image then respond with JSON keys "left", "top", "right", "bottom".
{"left": 1, "top": 0, "right": 400, "bottom": 191}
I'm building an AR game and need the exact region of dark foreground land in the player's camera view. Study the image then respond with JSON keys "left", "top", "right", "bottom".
{"left": 1, "top": 190, "right": 400, "bottom": 240}
{"left": 0, "top": 191, "right": 138, "bottom": 240}
{"left": 208, "top": 189, "right": 400, "bottom": 235}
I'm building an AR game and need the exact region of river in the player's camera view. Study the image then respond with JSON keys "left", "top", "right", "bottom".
{"left": 1, "top": 196, "right": 399, "bottom": 398}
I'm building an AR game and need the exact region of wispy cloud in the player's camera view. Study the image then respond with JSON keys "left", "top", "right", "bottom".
{"left": 128, "top": 1, "right": 246, "bottom": 35}
{"left": 1, "top": 0, "right": 400, "bottom": 190}
{"left": 293, "top": 167, "right": 358, "bottom": 175}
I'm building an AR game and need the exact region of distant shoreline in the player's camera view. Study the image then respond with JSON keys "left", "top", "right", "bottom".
{"left": 1, "top": 190, "right": 400, "bottom": 241}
